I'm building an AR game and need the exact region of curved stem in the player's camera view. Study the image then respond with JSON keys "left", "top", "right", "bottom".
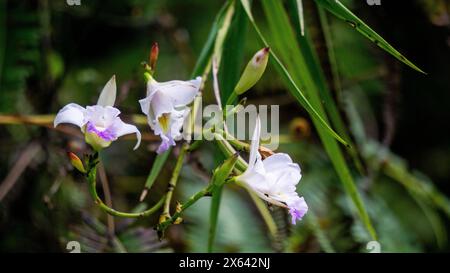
{"left": 86, "top": 153, "right": 165, "bottom": 218}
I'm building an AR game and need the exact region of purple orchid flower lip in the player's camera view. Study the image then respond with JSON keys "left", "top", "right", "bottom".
{"left": 86, "top": 121, "right": 116, "bottom": 141}
{"left": 289, "top": 207, "right": 305, "bottom": 225}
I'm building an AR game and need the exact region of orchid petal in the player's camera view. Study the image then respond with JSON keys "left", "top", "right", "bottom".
{"left": 156, "top": 134, "right": 175, "bottom": 154}
{"left": 288, "top": 197, "right": 308, "bottom": 224}
{"left": 84, "top": 105, "right": 121, "bottom": 128}
{"left": 169, "top": 108, "right": 189, "bottom": 140}
{"left": 150, "top": 76, "right": 201, "bottom": 106}
{"left": 97, "top": 75, "right": 117, "bottom": 107}
{"left": 54, "top": 103, "right": 86, "bottom": 128}
{"left": 112, "top": 118, "right": 142, "bottom": 150}
{"left": 149, "top": 91, "right": 175, "bottom": 121}
{"left": 263, "top": 153, "right": 302, "bottom": 185}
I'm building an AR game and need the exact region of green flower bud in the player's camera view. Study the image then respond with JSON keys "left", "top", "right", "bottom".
{"left": 234, "top": 47, "right": 270, "bottom": 95}
{"left": 211, "top": 153, "right": 239, "bottom": 187}
{"left": 68, "top": 152, "right": 86, "bottom": 173}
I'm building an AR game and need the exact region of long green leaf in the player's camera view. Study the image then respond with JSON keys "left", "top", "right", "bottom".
{"left": 219, "top": 0, "right": 249, "bottom": 103}
{"left": 208, "top": 154, "right": 239, "bottom": 252}
{"left": 289, "top": 0, "right": 365, "bottom": 174}
{"left": 315, "top": 0, "right": 425, "bottom": 74}
{"left": 259, "top": 0, "right": 376, "bottom": 239}
{"left": 208, "top": 185, "right": 223, "bottom": 252}
{"left": 143, "top": 150, "right": 170, "bottom": 191}
{"left": 239, "top": 0, "right": 349, "bottom": 147}
{"left": 190, "top": 1, "right": 232, "bottom": 78}
{"left": 208, "top": 0, "right": 249, "bottom": 252}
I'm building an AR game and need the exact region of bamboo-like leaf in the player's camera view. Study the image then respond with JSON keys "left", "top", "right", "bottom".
{"left": 315, "top": 0, "right": 425, "bottom": 74}
{"left": 190, "top": 1, "right": 233, "bottom": 78}
{"left": 208, "top": 154, "right": 239, "bottom": 252}
{"left": 208, "top": 186, "right": 223, "bottom": 252}
{"left": 143, "top": 150, "right": 170, "bottom": 191}
{"left": 288, "top": 0, "right": 364, "bottom": 174}
{"left": 296, "top": 0, "right": 305, "bottom": 36}
{"left": 239, "top": 0, "right": 349, "bottom": 147}
{"left": 258, "top": 0, "right": 377, "bottom": 239}
{"left": 219, "top": 0, "right": 249, "bottom": 103}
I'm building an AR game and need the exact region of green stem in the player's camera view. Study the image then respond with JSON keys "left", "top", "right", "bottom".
{"left": 160, "top": 143, "right": 189, "bottom": 221}
{"left": 86, "top": 153, "right": 165, "bottom": 218}
{"left": 215, "top": 128, "right": 250, "bottom": 152}
{"left": 213, "top": 133, "right": 248, "bottom": 172}
{"left": 158, "top": 184, "right": 213, "bottom": 232}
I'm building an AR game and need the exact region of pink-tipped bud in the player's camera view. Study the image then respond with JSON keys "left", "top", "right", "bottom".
{"left": 68, "top": 152, "right": 86, "bottom": 173}
{"left": 233, "top": 47, "right": 270, "bottom": 95}
{"left": 149, "top": 42, "right": 159, "bottom": 72}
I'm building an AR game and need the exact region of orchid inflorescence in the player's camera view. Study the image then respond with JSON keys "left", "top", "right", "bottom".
{"left": 54, "top": 43, "right": 307, "bottom": 238}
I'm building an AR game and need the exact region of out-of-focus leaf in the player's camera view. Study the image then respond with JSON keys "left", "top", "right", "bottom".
{"left": 315, "top": 0, "right": 425, "bottom": 73}
{"left": 191, "top": 1, "right": 233, "bottom": 78}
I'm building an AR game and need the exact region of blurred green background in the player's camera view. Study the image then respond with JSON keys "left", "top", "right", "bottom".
{"left": 0, "top": 0, "right": 449, "bottom": 252}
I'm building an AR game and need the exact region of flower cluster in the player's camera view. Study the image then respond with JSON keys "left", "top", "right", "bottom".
{"left": 54, "top": 45, "right": 307, "bottom": 226}
{"left": 54, "top": 75, "right": 200, "bottom": 153}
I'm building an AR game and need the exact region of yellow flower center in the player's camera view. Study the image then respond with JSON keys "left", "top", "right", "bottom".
{"left": 158, "top": 113, "right": 170, "bottom": 133}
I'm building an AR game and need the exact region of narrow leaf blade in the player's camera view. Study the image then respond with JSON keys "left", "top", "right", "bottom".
{"left": 315, "top": 0, "right": 425, "bottom": 73}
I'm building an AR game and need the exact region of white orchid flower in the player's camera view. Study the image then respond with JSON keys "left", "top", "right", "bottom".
{"left": 139, "top": 76, "right": 202, "bottom": 154}
{"left": 237, "top": 117, "right": 308, "bottom": 224}
{"left": 54, "top": 75, "right": 141, "bottom": 151}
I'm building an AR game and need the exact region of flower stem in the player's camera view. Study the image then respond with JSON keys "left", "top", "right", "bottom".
{"left": 158, "top": 184, "right": 213, "bottom": 233}
{"left": 159, "top": 143, "right": 189, "bottom": 221}
{"left": 86, "top": 152, "right": 165, "bottom": 218}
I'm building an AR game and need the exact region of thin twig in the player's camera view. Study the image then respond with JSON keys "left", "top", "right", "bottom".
{"left": 98, "top": 162, "right": 115, "bottom": 236}
{"left": 0, "top": 142, "right": 41, "bottom": 201}
{"left": 0, "top": 114, "right": 159, "bottom": 141}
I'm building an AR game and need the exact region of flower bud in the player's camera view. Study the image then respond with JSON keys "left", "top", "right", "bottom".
{"left": 149, "top": 42, "right": 159, "bottom": 72}
{"left": 234, "top": 47, "right": 270, "bottom": 95}
{"left": 68, "top": 152, "right": 86, "bottom": 173}
{"left": 211, "top": 153, "right": 239, "bottom": 187}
